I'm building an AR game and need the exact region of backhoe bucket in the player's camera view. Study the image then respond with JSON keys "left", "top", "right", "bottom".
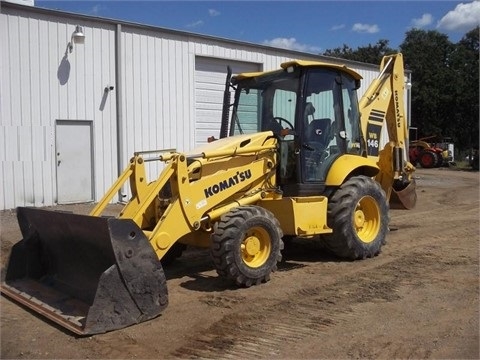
{"left": 390, "top": 179, "right": 417, "bottom": 210}
{"left": 1, "top": 207, "right": 168, "bottom": 335}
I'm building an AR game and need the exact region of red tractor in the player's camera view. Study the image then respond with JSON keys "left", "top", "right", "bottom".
{"left": 409, "top": 136, "right": 450, "bottom": 168}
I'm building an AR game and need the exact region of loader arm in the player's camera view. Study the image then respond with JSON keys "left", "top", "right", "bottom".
{"left": 359, "top": 53, "right": 416, "bottom": 209}
{"left": 91, "top": 132, "right": 279, "bottom": 261}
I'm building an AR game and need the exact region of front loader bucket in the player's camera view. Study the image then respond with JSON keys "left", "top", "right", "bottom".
{"left": 390, "top": 179, "right": 417, "bottom": 210}
{"left": 1, "top": 207, "right": 168, "bottom": 335}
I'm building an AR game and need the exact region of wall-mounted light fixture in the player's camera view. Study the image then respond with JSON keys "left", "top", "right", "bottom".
{"left": 68, "top": 25, "right": 85, "bottom": 53}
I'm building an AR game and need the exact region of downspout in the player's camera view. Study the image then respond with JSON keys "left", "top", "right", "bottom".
{"left": 115, "top": 23, "right": 125, "bottom": 202}
{"left": 406, "top": 72, "right": 412, "bottom": 152}
{"left": 406, "top": 72, "right": 412, "bottom": 129}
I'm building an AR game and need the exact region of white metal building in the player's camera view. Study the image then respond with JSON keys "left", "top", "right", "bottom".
{"left": 0, "top": 1, "right": 402, "bottom": 210}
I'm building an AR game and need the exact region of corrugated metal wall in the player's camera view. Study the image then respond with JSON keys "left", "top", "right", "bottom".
{"left": 1, "top": 8, "right": 117, "bottom": 209}
{"left": 0, "top": 3, "right": 386, "bottom": 210}
{"left": 121, "top": 28, "right": 194, "bottom": 158}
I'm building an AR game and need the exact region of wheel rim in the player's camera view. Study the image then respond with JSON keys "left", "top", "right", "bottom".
{"left": 354, "top": 195, "right": 381, "bottom": 243}
{"left": 241, "top": 227, "right": 271, "bottom": 268}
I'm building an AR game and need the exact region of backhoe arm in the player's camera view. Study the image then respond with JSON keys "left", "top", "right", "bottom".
{"left": 359, "top": 53, "right": 416, "bottom": 209}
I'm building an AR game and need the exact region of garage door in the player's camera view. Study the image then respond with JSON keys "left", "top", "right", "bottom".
{"left": 194, "top": 57, "right": 261, "bottom": 147}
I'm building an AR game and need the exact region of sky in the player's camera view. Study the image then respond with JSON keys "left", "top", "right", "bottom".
{"left": 33, "top": 0, "right": 480, "bottom": 53}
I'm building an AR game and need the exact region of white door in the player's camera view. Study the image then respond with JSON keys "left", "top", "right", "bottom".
{"left": 56, "top": 120, "right": 94, "bottom": 204}
{"left": 194, "top": 57, "right": 261, "bottom": 147}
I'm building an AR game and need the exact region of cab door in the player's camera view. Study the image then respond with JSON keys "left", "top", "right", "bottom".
{"left": 300, "top": 69, "right": 363, "bottom": 184}
{"left": 300, "top": 69, "right": 343, "bottom": 183}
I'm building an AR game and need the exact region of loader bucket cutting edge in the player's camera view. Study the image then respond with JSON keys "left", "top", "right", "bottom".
{"left": 1, "top": 207, "right": 168, "bottom": 335}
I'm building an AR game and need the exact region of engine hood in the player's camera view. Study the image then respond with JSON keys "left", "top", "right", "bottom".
{"left": 187, "top": 131, "right": 277, "bottom": 159}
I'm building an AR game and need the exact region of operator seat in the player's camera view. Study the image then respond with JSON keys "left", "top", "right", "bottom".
{"left": 305, "top": 102, "right": 316, "bottom": 120}
{"left": 304, "top": 117, "right": 332, "bottom": 181}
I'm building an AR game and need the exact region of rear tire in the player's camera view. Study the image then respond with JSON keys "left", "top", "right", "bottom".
{"left": 211, "top": 206, "right": 283, "bottom": 287}
{"left": 419, "top": 150, "right": 436, "bottom": 168}
{"left": 323, "top": 176, "right": 389, "bottom": 260}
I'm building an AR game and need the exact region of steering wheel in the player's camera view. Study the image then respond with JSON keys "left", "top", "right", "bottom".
{"left": 272, "top": 116, "right": 294, "bottom": 130}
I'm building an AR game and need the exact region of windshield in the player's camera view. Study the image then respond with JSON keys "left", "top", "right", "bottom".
{"left": 230, "top": 70, "right": 300, "bottom": 136}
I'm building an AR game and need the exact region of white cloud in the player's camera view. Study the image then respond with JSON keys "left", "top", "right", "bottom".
{"left": 186, "top": 20, "right": 204, "bottom": 28}
{"left": 437, "top": 1, "right": 480, "bottom": 32}
{"left": 411, "top": 13, "right": 434, "bottom": 28}
{"left": 91, "top": 4, "right": 102, "bottom": 15}
{"left": 263, "top": 37, "right": 321, "bottom": 53}
{"left": 352, "top": 23, "right": 380, "bottom": 34}
{"left": 209, "top": 9, "right": 220, "bottom": 17}
{"left": 330, "top": 24, "right": 346, "bottom": 31}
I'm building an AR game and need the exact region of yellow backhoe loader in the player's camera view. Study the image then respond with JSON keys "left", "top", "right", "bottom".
{"left": 1, "top": 53, "right": 416, "bottom": 335}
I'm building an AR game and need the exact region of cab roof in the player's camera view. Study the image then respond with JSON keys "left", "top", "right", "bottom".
{"left": 233, "top": 60, "right": 363, "bottom": 82}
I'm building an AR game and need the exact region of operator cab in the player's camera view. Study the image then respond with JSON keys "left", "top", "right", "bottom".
{"left": 228, "top": 61, "right": 364, "bottom": 196}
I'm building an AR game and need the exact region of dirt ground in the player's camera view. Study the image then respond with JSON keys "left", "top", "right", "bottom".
{"left": 0, "top": 167, "right": 478, "bottom": 359}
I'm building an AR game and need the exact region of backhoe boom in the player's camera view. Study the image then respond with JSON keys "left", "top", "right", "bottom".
{"left": 359, "top": 53, "right": 416, "bottom": 209}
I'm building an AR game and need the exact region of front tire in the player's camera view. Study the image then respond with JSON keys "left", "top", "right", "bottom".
{"left": 323, "top": 176, "right": 389, "bottom": 260}
{"left": 211, "top": 206, "right": 284, "bottom": 287}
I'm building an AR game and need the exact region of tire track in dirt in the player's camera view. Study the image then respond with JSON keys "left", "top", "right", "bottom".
{"left": 414, "top": 171, "right": 478, "bottom": 207}
{"left": 390, "top": 202, "right": 477, "bottom": 225}
{"left": 170, "top": 238, "right": 476, "bottom": 359}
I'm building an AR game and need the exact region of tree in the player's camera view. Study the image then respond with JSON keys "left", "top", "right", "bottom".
{"left": 400, "top": 28, "right": 479, "bottom": 150}
{"left": 400, "top": 29, "right": 455, "bottom": 139}
{"left": 323, "top": 39, "right": 396, "bottom": 64}
{"left": 323, "top": 44, "right": 355, "bottom": 60}
{"left": 449, "top": 27, "right": 479, "bottom": 150}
